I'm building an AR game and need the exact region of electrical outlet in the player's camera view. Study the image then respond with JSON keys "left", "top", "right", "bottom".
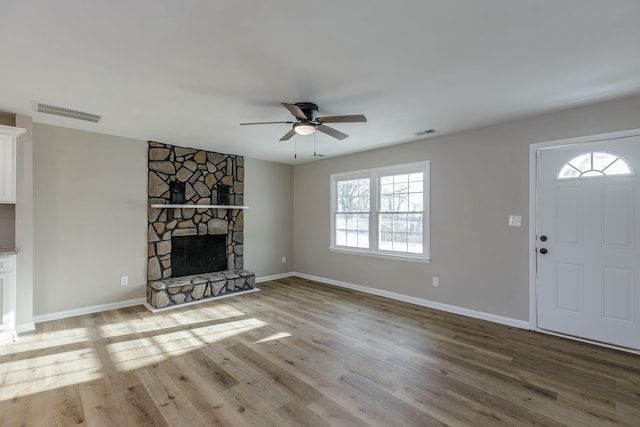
{"left": 120, "top": 276, "right": 129, "bottom": 286}
{"left": 281, "top": 256, "right": 287, "bottom": 264}
{"left": 432, "top": 277, "right": 439, "bottom": 287}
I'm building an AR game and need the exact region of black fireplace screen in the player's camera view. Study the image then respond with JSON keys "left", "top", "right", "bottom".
{"left": 171, "top": 234, "right": 226, "bottom": 277}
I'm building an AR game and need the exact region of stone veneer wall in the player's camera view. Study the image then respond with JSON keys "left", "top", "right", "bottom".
{"left": 147, "top": 141, "right": 244, "bottom": 281}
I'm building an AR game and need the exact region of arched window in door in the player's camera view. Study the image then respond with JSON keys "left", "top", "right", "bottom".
{"left": 558, "top": 151, "right": 633, "bottom": 179}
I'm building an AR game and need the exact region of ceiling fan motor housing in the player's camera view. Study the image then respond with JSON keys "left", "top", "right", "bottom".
{"left": 295, "top": 102, "right": 319, "bottom": 120}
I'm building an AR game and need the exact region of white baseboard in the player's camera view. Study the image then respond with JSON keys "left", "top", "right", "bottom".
{"left": 32, "top": 298, "right": 147, "bottom": 324}
{"left": 144, "top": 288, "right": 261, "bottom": 313}
{"left": 291, "top": 272, "right": 530, "bottom": 330}
{"left": 15, "top": 322, "right": 36, "bottom": 334}
{"left": 256, "top": 272, "right": 295, "bottom": 283}
{"left": 28, "top": 273, "right": 529, "bottom": 331}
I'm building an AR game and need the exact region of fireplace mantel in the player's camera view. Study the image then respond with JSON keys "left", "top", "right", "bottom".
{"left": 150, "top": 204, "right": 249, "bottom": 209}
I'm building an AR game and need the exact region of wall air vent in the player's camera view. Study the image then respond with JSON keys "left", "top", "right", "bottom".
{"left": 414, "top": 129, "right": 438, "bottom": 136}
{"left": 37, "top": 103, "right": 101, "bottom": 123}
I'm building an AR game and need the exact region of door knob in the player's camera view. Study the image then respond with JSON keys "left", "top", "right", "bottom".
{"left": 539, "top": 248, "right": 548, "bottom": 254}
{"left": 540, "top": 235, "right": 548, "bottom": 241}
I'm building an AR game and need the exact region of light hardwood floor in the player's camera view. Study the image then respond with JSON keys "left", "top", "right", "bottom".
{"left": 1, "top": 277, "right": 639, "bottom": 426}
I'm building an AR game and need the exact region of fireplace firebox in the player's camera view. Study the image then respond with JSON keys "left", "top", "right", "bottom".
{"left": 171, "top": 234, "right": 226, "bottom": 277}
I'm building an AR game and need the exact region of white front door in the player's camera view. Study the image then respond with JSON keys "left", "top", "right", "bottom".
{"left": 536, "top": 136, "right": 640, "bottom": 350}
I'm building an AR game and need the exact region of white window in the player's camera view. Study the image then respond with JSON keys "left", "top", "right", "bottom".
{"left": 330, "top": 161, "right": 430, "bottom": 262}
{"left": 558, "top": 151, "right": 633, "bottom": 179}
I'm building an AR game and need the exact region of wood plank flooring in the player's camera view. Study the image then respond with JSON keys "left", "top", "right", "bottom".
{"left": 1, "top": 276, "right": 639, "bottom": 426}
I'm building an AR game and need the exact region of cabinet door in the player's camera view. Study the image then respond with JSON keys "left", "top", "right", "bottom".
{"left": 0, "top": 133, "right": 16, "bottom": 203}
{"left": 0, "top": 255, "right": 15, "bottom": 343}
{"left": 0, "top": 272, "right": 13, "bottom": 342}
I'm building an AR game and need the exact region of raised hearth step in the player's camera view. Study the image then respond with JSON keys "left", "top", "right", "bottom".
{"left": 147, "top": 269, "right": 255, "bottom": 309}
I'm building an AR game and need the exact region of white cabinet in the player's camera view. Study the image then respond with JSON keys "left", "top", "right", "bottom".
{"left": 0, "top": 255, "right": 15, "bottom": 343}
{"left": 0, "top": 125, "right": 26, "bottom": 203}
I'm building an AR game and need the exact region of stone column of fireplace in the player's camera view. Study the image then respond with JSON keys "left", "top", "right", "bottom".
{"left": 147, "top": 141, "right": 254, "bottom": 309}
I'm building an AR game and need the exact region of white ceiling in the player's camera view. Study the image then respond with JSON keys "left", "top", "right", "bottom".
{"left": 2, "top": 1, "right": 640, "bottom": 164}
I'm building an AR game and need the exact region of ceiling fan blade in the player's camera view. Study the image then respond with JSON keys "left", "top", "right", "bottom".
{"left": 317, "top": 114, "right": 367, "bottom": 123}
{"left": 279, "top": 128, "right": 297, "bottom": 141}
{"left": 282, "top": 103, "right": 307, "bottom": 120}
{"left": 240, "top": 121, "right": 294, "bottom": 125}
{"left": 317, "top": 124, "right": 349, "bottom": 140}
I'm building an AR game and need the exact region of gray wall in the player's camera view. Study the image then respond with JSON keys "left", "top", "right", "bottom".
{"left": 0, "top": 205, "right": 15, "bottom": 248}
{"left": 15, "top": 114, "right": 34, "bottom": 326}
{"left": 31, "top": 123, "right": 294, "bottom": 316}
{"left": 33, "top": 124, "right": 148, "bottom": 314}
{"left": 244, "top": 158, "right": 294, "bottom": 276}
{"left": 293, "top": 94, "right": 640, "bottom": 321}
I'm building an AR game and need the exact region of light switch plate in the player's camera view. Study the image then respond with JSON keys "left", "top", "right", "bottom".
{"left": 508, "top": 215, "right": 522, "bottom": 227}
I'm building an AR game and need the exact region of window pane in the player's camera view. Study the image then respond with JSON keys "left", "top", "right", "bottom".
{"left": 407, "top": 233, "right": 423, "bottom": 253}
{"left": 393, "top": 214, "right": 407, "bottom": 232}
{"left": 408, "top": 214, "right": 423, "bottom": 233}
{"left": 559, "top": 164, "right": 580, "bottom": 179}
{"left": 358, "top": 214, "right": 369, "bottom": 230}
{"left": 380, "top": 194, "right": 393, "bottom": 212}
{"left": 394, "top": 180, "right": 409, "bottom": 194}
{"left": 593, "top": 152, "right": 618, "bottom": 171}
{"left": 337, "top": 178, "right": 370, "bottom": 212}
{"left": 336, "top": 230, "right": 346, "bottom": 246}
{"left": 346, "top": 230, "right": 358, "bottom": 247}
{"left": 380, "top": 183, "right": 393, "bottom": 195}
{"left": 358, "top": 231, "right": 369, "bottom": 248}
{"left": 409, "top": 172, "right": 423, "bottom": 182}
{"left": 337, "top": 181, "right": 348, "bottom": 197}
{"left": 409, "top": 193, "right": 423, "bottom": 211}
{"left": 571, "top": 153, "right": 591, "bottom": 171}
{"left": 394, "top": 195, "right": 408, "bottom": 212}
{"left": 409, "top": 180, "right": 423, "bottom": 193}
{"left": 376, "top": 170, "right": 425, "bottom": 254}
{"left": 558, "top": 152, "right": 633, "bottom": 179}
{"left": 604, "top": 158, "right": 632, "bottom": 175}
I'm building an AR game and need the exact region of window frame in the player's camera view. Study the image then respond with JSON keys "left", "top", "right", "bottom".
{"left": 330, "top": 161, "right": 430, "bottom": 262}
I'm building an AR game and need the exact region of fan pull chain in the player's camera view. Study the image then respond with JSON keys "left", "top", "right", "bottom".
{"left": 313, "top": 131, "right": 317, "bottom": 157}
{"left": 294, "top": 135, "right": 297, "bottom": 159}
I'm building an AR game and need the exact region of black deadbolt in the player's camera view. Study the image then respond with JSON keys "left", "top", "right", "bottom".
{"left": 540, "top": 235, "right": 548, "bottom": 241}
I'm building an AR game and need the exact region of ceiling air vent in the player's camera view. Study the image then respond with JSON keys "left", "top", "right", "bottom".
{"left": 37, "top": 103, "right": 101, "bottom": 123}
{"left": 414, "top": 129, "right": 438, "bottom": 136}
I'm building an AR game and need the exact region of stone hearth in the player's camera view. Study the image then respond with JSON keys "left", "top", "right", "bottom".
{"left": 148, "top": 270, "right": 256, "bottom": 309}
{"left": 147, "top": 141, "right": 255, "bottom": 309}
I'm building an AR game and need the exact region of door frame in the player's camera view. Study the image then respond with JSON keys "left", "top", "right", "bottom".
{"left": 528, "top": 128, "right": 640, "bottom": 342}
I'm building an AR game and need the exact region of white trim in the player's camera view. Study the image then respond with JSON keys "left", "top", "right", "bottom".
{"left": 15, "top": 322, "right": 36, "bottom": 334}
{"left": 293, "top": 272, "right": 529, "bottom": 329}
{"left": 529, "top": 128, "right": 640, "bottom": 331}
{"left": 33, "top": 298, "right": 146, "bottom": 324}
{"left": 256, "top": 272, "right": 294, "bottom": 283}
{"left": 144, "top": 288, "right": 260, "bottom": 313}
{"left": 150, "top": 204, "right": 248, "bottom": 209}
{"left": 329, "top": 247, "right": 430, "bottom": 263}
{"left": 0, "top": 124, "right": 27, "bottom": 137}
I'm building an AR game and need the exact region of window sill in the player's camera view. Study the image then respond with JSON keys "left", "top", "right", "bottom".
{"left": 329, "top": 247, "right": 430, "bottom": 263}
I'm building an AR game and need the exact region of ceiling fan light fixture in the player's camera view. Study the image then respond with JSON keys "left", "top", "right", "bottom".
{"left": 294, "top": 122, "right": 316, "bottom": 136}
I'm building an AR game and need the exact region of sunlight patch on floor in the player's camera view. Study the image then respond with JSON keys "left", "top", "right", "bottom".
{"left": 253, "top": 331, "right": 292, "bottom": 343}
{"left": 0, "top": 347, "right": 103, "bottom": 400}
{"left": 0, "top": 312, "right": 269, "bottom": 402}
{"left": 107, "top": 318, "right": 268, "bottom": 371}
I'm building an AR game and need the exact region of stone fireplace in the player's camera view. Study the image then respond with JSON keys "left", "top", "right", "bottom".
{"left": 146, "top": 141, "right": 255, "bottom": 309}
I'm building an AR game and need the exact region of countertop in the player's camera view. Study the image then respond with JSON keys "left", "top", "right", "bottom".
{"left": 0, "top": 248, "right": 18, "bottom": 255}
